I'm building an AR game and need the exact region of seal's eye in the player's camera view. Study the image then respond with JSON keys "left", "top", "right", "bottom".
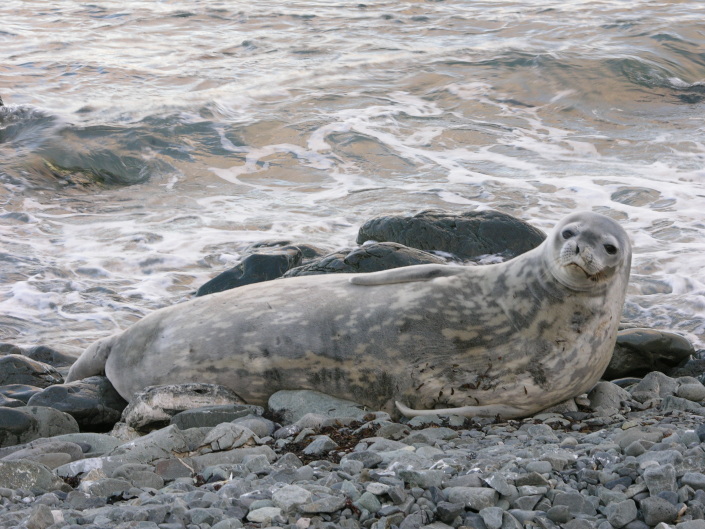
{"left": 561, "top": 229, "right": 574, "bottom": 240}
{"left": 604, "top": 244, "right": 617, "bottom": 255}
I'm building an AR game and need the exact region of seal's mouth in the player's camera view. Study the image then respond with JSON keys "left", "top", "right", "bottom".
{"left": 568, "top": 263, "right": 604, "bottom": 282}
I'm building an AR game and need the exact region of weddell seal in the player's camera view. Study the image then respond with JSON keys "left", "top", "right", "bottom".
{"left": 66, "top": 211, "right": 632, "bottom": 419}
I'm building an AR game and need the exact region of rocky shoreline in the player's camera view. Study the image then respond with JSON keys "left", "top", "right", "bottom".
{"left": 1, "top": 351, "right": 705, "bottom": 529}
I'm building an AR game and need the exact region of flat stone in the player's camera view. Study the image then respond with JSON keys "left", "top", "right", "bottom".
{"left": 121, "top": 383, "right": 245, "bottom": 432}
{"left": 272, "top": 484, "right": 312, "bottom": 512}
{"left": 0, "top": 460, "right": 65, "bottom": 492}
{"left": 1, "top": 439, "right": 84, "bottom": 468}
{"left": 246, "top": 506, "right": 282, "bottom": 523}
{"left": 445, "top": 487, "right": 498, "bottom": 511}
{"left": 480, "top": 506, "right": 504, "bottom": 529}
{"left": 268, "top": 389, "right": 369, "bottom": 424}
{"left": 171, "top": 404, "right": 264, "bottom": 430}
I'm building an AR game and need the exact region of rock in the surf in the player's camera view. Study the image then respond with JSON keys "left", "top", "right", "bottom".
{"left": 605, "top": 328, "right": 695, "bottom": 379}
{"left": 284, "top": 241, "right": 446, "bottom": 277}
{"left": 0, "top": 355, "right": 63, "bottom": 388}
{"left": 197, "top": 247, "right": 304, "bottom": 296}
{"left": 356, "top": 209, "right": 546, "bottom": 260}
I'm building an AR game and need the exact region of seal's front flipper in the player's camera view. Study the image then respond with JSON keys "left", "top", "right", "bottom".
{"left": 65, "top": 334, "right": 118, "bottom": 382}
{"left": 349, "top": 264, "right": 465, "bottom": 286}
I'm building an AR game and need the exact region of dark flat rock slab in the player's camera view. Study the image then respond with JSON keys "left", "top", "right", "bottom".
{"left": 356, "top": 209, "right": 546, "bottom": 260}
{"left": 284, "top": 242, "right": 446, "bottom": 277}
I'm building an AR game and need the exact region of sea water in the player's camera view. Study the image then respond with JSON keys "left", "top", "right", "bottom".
{"left": 0, "top": 0, "right": 704, "bottom": 353}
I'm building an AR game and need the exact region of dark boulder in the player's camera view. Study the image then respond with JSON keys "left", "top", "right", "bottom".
{"left": 356, "top": 209, "right": 546, "bottom": 260}
{"left": 605, "top": 329, "right": 695, "bottom": 380}
{"left": 196, "top": 247, "right": 303, "bottom": 296}
{"left": 26, "top": 376, "right": 127, "bottom": 430}
{"left": 284, "top": 242, "right": 446, "bottom": 277}
{"left": 0, "top": 355, "right": 63, "bottom": 388}
{"left": 0, "top": 343, "right": 24, "bottom": 355}
{"left": 0, "top": 406, "right": 79, "bottom": 448}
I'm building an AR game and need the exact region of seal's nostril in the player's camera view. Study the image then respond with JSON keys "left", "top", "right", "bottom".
{"left": 575, "top": 244, "right": 580, "bottom": 255}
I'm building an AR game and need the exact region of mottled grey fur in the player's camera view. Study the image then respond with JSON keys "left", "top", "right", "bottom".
{"left": 67, "top": 211, "right": 631, "bottom": 419}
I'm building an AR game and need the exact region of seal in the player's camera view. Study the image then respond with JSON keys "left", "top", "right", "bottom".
{"left": 66, "top": 211, "right": 632, "bottom": 419}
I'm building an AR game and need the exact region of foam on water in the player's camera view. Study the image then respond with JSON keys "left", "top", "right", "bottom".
{"left": 1, "top": 0, "right": 704, "bottom": 351}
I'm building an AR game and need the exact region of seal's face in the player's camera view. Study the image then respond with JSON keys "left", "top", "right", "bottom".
{"left": 547, "top": 212, "right": 631, "bottom": 292}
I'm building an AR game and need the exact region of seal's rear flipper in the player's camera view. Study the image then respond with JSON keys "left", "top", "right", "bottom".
{"left": 395, "top": 400, "right": 526, "bottom": 420}
{"left": 65, "top": 334, "right": 118, "bottom": 382}
{"left": 349, "top": 264, "right": 465, "bottom": 286}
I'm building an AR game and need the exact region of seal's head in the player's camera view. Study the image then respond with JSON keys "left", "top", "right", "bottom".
{"left": 546, "top": 211, "right": 631, "bottom": 292}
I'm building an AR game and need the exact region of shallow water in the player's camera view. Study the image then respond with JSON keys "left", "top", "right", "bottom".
{"left": 1, "top": 0, "right": 704, "bottom": 352}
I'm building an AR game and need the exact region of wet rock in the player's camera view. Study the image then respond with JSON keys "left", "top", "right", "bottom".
{"left": 170, "top": 404, "right": 265, "bottom": 430}
{"left": 0, "top": 393, "right": 25, "bottom": 408}
{"left": 268, "top": 389, "right": 369, "bottom": 424}
{"left": 26, "top": 375, "right": 127, "bottom": 429}
{"left": 284, "top": 241, "right": 445, "bottom": 277}
{"left": 0, "top": 459, "right": 66, "bottom": 492}
{"left": 356, "top": 209, "right": 546, "bottom": 260}
{"left": 23, "top": 345, "right": 77, "bottom": 368}
{"left": 120, "top": 383, "right": 245, "bottom": 431}
{"left": 605, "top": 329, "right": 695, "bottom": 379}
{"left": 0, "top": 406, "right": 79, "bottom": 448}
{"left": 196, "top": 247, "right": 303, "bottom": 296}
{"left": 0, "top": 355, "right": 63, "bottom": 387}
{"left": 0, "top": 384, "right": 43, "bottom": 404}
